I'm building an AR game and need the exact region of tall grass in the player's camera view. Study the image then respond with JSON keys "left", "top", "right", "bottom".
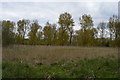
{"left": 3, "top": 45, "right": 118, "bottom": 65}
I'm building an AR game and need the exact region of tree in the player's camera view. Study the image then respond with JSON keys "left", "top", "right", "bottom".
{"left": 116, "top": 22, "right": 120, "bottom": 47}
{"left": 0, "top": 21, "right": 2, "bottom": 45}
{"left": 108, "top": 15, "right": 117, "bottom": 40}
{"left": 76, "top": 28, "right": 97, "bottom": 46}
{"left": 58, "top": 12, "right": 74, "bottom": 45}
{"left": 57, "top": 27, "right": 69, "bottom": 45}
{"left": 79, "top": 14, "right": 93, "bottom": 31}
{"left": 75, "top": 29, "right": 84, "bottom": 46}
{"left": 2, "top": 20, "right": 15, "bottom": 46}
{"left": 87, "top": 28, "right": 98, "bottom": 46}
{"left": 43, "top": 22, "right": 57, "bottom": 45}
{"left": 51, "top": 23, "right": 57, "bottom": 45}
{"left": 78, "top": 14, "right": 95, "bottom": 46}
{"left": 28, "top": 20, "right": 42, "bottom": 45}
{"left": 108, "top": 15, "right": 120, "bottom": 47}
{"left": 36, "top": 30, "right": 43, "bottom": 45}
{"left": 97, "top": 22, "right": 106, "bottom": 39}
{"left": 17, "top": 19, "right": 30, "bottom": 44}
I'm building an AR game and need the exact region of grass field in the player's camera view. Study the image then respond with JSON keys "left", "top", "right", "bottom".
{"left": 2, "top": 45, "right": 119, "bottom": 78}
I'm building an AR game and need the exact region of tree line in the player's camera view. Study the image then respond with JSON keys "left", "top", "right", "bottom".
{"left": 1, "top": 12, "right": 120, "bottom": 47}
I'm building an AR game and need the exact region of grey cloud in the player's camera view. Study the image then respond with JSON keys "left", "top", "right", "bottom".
{"left": 0, "top": 2, "right": 118, "bottom": 30}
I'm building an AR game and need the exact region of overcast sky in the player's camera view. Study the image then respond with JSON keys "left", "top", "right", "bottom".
{"left": 0, "top": 2, "right": 118, "bottom": 30}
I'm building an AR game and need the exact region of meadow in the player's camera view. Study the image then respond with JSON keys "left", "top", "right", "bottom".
{"left": 2, "top": 45, "right": 119, "bottom": 79}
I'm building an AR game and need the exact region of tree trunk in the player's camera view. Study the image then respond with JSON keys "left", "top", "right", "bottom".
{"left": 69, "top": 32, "right": 73, "bottom": 45}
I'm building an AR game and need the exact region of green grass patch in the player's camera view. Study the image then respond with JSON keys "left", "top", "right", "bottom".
{"left": 2, "top": 58, "right": 119, "bottom": 79}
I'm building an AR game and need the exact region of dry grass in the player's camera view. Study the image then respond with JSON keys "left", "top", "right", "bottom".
{"left": 2, "top": 45, "right": 118, "bottom": 65}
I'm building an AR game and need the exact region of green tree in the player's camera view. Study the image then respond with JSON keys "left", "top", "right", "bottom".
{"left": 97, "top": 22, "right": 106, "bottom": 39}
{"left": 28, "top": 20, "right": 42, "bottom": 45}
{"left": 36, "top": 30, "right": 43, "bottom": 45}
{"left": 108, "top": 15, "right": 120, "bottom": 47}
{"left": 2, "top": 20, "right": 15, "bottom": 46}
{"left": 108, "top": 17, "right": 115, "bottom": 40}
{"left": 58, "top": 12, "right": 74, "bottom": 45}
{"left": 43, "top": 22, "right": 57, "bottom": 45}
{"left": 51, "top": 23, "right": 57, "bottom": 45}
{"left": 57, "top": 27, "right": 69, "bottom": 45}
{"left": 79, "top": 14, "right": 93, "bottom": 31}
{"left": 116, "top": 22, "right": 120, "bottom": 47}
{"left": 0, "top": 21, "right": 2, "bottom": 45}
{"left": 97, "top": 22, "right": 108, "bottom": 46}
{"left": 75, "top": 29, "right": 84, "bottom": 46}
{"left": 77, "top": 14, "right": 96, "bottom": 46}
{"left": 76, "top": 28, "right": 97, "bottom": 46}
{"left": 17, "top": 19, "right": 30, "bottom": 44}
